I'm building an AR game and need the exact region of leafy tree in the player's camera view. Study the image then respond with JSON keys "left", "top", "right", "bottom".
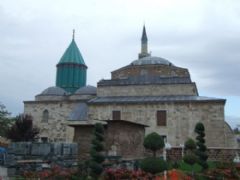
{"left": 194, "top": 122, "right": 208, "bottom": 170}
{"left": 143, "top": 132, "right": 165, "bottom": 157}
{"left": 90, "top": 123, "right": 105, "bottom": 177}
{"left": 6, "top": 114, "right": 39, "bottom": 142}
{"left": 141, "top": 132, "right": 166, "bottom": 174}
{"left": 0, "top": 103, "right": 15, "bottom": 137}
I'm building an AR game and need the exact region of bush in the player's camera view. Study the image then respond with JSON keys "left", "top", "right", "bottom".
{"left": 140, "top": 157, "right": 167, "bottom": 174}
{"left": 184, "top": 138, "right": 196, "bottom": 151}
{"left": 183, "top": 154, "right": 198, "bottom": 166}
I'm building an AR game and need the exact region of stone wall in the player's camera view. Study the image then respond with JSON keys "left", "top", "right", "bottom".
{"left": 88, "top": 101, "right": 235, "bottom": 148}
{"left": 111, "top": 64, "right": 189, "bottom": 79}
{"left": 97, "top": 84, "right": 198, "bottom": 97}
{"left": 73, "top": 121, "right": 145, "bottom": 160}
{"left": 73, "top": 126, "right": 94, "bottom": 160}
{"left": 166, "top": 147, "right": 240, "bottom": 162}
{"left": 105, "top": 121, "right": 145, "bottom": 160}
{"left": 24, "top": 101, "right": 76, "bottom": 142}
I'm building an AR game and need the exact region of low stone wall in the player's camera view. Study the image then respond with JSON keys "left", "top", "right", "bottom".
{"left": 166, "top": 147, "right": 240, "bottom": 162}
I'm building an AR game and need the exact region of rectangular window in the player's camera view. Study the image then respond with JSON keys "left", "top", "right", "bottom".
{"left": 112, "top": 111, "right": 121, "bottom": 120}
{"left": 156, "top": 110, "right": 167, "bottom": 126}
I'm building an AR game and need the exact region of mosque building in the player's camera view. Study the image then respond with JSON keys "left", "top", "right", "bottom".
{"left": 24, "top": 27, "right": 236, "bottom": 159}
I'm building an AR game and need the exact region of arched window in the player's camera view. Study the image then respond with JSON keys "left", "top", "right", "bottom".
{"left": 42, "top": 110, "right": 49, "bottom": 122}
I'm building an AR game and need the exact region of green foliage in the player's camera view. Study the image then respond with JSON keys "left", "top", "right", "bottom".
{"left": 184, "top": 138, "right": 196, "bottom": 151}
{"left": 143, "top": 132, "right": 165, "bottom": 157}
{"left": 179, "top": 161, "right": 202, "bottom": 173}
{"left": 194, "top": 122, "right": 208, "bottom": 170}
{"left": 91, "top": 138, "right": 104, "bottom": 151}
{"left": 90, "top": 149, "right": 105, "bottom": 164}
{"left": 195, "top": 123, "right": 205, "bottom": 133}
{"left": 140, "top": 157, "right": 167, "bottom": 174}
{"left": 0, "top": 103, "right": 15, "bottom": 137}
{"left": 89, "top": 161, "right": 103, "bottom": 177}
{"left": 90, "top": 123, "right": 105, "bottom": 177}
{"left": 6, "top": 114, "right": 39, "bottom": 142}
{"left": 183, "top": 154, "right": 198, "bottom": 166}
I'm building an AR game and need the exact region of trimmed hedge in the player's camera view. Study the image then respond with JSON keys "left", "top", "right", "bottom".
{"left": 140, "top": 157, "right": 167, "bottom": 174}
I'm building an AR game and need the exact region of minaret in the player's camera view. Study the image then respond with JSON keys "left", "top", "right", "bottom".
{"left": 138, "top": 25, "right": 150, "bottom": 59}
{"left": 56, "top": 30, "right": 87, "bottom": 93}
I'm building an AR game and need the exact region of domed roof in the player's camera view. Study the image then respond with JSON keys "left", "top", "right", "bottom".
{"left": 40, "top": 86, "right": 67, "bottom": 96}
{"left": 131, "top": 56, "right": 173, "bottom": 66}
{"left": 75, "top": 85, "right": 97, "bottom": 95}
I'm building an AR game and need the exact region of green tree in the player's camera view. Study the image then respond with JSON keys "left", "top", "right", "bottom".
{"left": 0, "top": 103, "right": 15, "bottom": 137}
{"left": 194, "top": 122, "right": 208, "bottom": 170}
{"left": 143, "top": 132, "right": 165, "bottom": 157}
{"left": 6, "top": 114, "right": 39, "bottom": 142}
{"left": 141, "top": 132, "right": 166, "bottom": 174}
{"left": 90, "top": 123, "right": 105, "bottom": 177}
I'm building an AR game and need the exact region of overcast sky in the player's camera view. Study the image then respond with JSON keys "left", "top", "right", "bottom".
{"left": 0, "top": 0, "right": 239, "bottom": 128}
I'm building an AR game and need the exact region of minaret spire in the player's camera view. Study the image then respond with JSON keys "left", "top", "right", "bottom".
{"left": 72, "top": 29, "right": 75, "bottom": 40}
{"left": 138, "top": 25, "right": 150, "bottom": 59}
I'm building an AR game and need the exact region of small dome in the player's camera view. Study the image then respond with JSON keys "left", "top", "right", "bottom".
{"left": 131, "top": 56, "right": 173, "bottom": 66}
{"left": 40, "top": 86, "right": 67, "bottom": 96}
{"left": 75, "top": 85, "right": 97, "bottom": 95}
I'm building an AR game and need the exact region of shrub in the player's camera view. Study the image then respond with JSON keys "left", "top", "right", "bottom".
{"left": 140, "top": 157, "right": 167, "bottom": 174}
{"left": 183, "top": 154, "right": 198, "bottom": 166}
{"left": 143, "top": 132, "right": 165, "bottom": 157}
{"left": 184, "top": 138, "right": 196, "bottom": 151}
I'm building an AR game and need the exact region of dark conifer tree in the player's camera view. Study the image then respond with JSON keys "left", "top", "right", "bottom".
{"left": 90, "top": 123, "right": 105, "bottom": 177}
{"left": 194, "top": 122, "right": 208, "bottom": 169}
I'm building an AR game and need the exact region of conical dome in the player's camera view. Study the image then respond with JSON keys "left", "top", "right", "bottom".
{"left": 56, "top": 33, "right": 87, "bottom": 94}
{"left": 58, "top": 39, "right": 86, "bottom": 65}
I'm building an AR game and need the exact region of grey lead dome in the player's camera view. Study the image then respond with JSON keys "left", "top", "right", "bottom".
{"left": 131, "top": 56, "right": 173, "bottom": 66}
{"left": 40, "top": 86, "right": 67, "bottom": 96}
{"left": 75, "top": 85, "right": 97, "bottom": 95}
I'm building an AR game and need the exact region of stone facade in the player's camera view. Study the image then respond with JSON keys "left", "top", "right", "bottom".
{"left": 105, "top": 120, "right": 145, "bottom": 160}
{"left": 24, "top": 91, "right": 96, "bottom": 142}
{"left": 72, "top": 125, "right": 95, "bottom": 160}
{"left": 97, "top": 84, "right": 198, "bottom": 97}
{"left": 167, "top": 147, "right": 240, "bottom": 162}
{"left": 111, "top": 64, "right": 189, "bottom": 79}
{"left": 88, "top": 101, "right": 235, "bottom": 148}
{"left": 24, "top": 100, "right": 75, "bottom": 142}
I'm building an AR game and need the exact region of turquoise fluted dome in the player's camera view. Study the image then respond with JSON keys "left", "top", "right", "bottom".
{"left": 56, "top": 38, "right": 87, "bottom": 93}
